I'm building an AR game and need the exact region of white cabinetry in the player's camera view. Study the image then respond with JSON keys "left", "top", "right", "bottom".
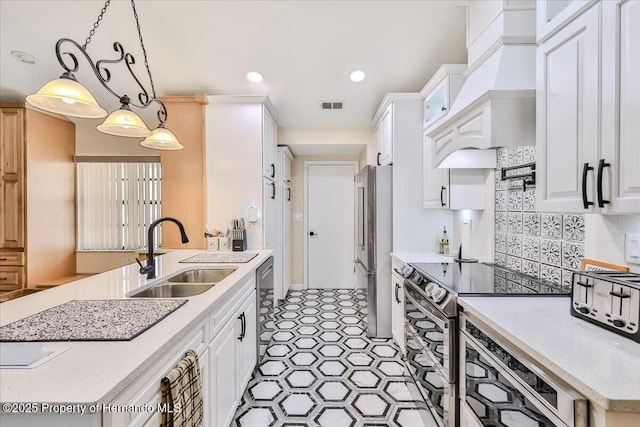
{"left": 276, "top": 147, "right": 293, "bottom": 301}
{"left": 537, "top": 0, "right": 597, "bottom": 42}
{"left": 206, "top": 95, "right": 279, "bottom": 249}
{"left": 391, "top": 259, "right": 405, "bottom": 352}
{"left": 537, "top": 1, "right": 640, "bottom": 213}
{"left": 105, "top": 273, "right": 257, "bottom": 427}
{"left": 373, "top": 104, "right": 393, "bottom": 165}
{"left": 600, "top": 0, "right": 640, "bottom": 213}
{"left": 262, "top": 179, "right": 277, "bottom": 250}
{"left": 420, "top": 64, "right": 466, "bottom": 130}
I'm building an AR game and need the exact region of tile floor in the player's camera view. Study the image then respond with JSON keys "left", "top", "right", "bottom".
{"left": 233, "top": 289, "right": 437, "bottom": 427}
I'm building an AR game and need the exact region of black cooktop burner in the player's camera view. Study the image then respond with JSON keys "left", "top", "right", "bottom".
{"left": 409, "top": 262, "right": 569, "bottom": 296}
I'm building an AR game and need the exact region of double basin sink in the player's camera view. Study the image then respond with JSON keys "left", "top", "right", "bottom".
{"left": 128, "top": 268, "right": 236, "bottom": 298}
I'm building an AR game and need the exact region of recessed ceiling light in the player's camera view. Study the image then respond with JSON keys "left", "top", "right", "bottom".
{"left": 11, "top": 50, "right": 38, "bottom": 65}
{"left": 349, "top": 70, "right": 366, "bottom": 83}
{"left": 246, "top": 71, "right": 264, "bottom": 83}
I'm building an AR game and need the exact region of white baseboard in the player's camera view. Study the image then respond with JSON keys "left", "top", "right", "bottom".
{"left": 289, "top": 283, "right": 305, "bottom": 290}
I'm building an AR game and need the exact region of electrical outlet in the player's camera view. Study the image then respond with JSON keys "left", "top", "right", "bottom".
{"left": 625, "top": 233, "right": 640, "bottom": 265}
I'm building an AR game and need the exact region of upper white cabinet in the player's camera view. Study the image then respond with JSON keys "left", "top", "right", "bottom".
{"left": 373, "top": 104, "right": 393, "bottom": 165}
{"left": 600, "top": 0, "right": 640, "bottom": 213}
{"left": 420, "top": 64, "right": 466, "bottom": 130}
{"left": 263, "top": 110, "right": 277, "bottom": 180}
{"left": 423, "top": 131, "right": 451, "bottom": 209}
{"left": 537, "top": 0, "right": 598, "bottom": 42}
{"left": 537, "top": 1, "right": 640, "bottom": 213}
{"left": 206, "top": 95, "right": 280, "bottom": 249}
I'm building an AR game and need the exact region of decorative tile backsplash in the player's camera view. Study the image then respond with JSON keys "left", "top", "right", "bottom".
{"left": 495, "top": 147, "right": 585, "bottom": 290}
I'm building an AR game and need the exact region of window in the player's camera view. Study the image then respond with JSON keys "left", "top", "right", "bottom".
{"left": 76, "top": 157, "right": 162, "bottom": 251}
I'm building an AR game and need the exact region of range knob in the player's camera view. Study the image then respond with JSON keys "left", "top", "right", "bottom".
{"left": 576, "top": 306, "right": 591, "bottom": 315}
{"left": 612, "top": 319, "right": 627, "bottom": 328}
{"left": 424, "top": 282, "right": 437, "bottom": 294}
{"left": 402, "top": 266, "right": 415, "bottom": 278}
{"left": 432, "top": 287, "right": 448, "bottom": 304}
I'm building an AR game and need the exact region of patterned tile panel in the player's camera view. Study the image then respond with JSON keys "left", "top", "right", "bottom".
{"left": 233, "top": 289, "right": 437, "bottom": 427}
{"left": 494, "top": 146, "right": 585, "bottom": 289}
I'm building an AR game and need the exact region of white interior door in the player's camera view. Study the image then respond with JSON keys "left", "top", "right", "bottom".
{"left": 306, "top": 162, "right": 356, "bottom": 289}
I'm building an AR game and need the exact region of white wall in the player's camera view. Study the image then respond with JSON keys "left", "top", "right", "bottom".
{"left": 585, "top": 215, "right": 640, "bottom": 273}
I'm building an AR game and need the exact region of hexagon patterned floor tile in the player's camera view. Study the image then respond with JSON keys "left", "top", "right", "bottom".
{"left": 232, "top": 289, "right": 434, "bottom": 427}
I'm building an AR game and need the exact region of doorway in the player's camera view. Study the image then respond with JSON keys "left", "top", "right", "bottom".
{"left": 304, "top": 161, "right": 358, "bottom": 289}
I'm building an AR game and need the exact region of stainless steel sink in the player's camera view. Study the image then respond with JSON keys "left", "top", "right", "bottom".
{"left": 129, "top": 283, "right": 215, "bottom": 298}
{"left": 127, "top": 267, "right": 237, "bottom": 298}
{"left": 166, "top": 268, "right": 236, "bottom": 284}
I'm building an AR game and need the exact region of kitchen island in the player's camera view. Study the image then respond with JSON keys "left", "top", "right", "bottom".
{"left": 0, "top": 249, "right": 272, "bottom": 427}
{"left": 459, "top": 296, "right": 640, "bottom": 427}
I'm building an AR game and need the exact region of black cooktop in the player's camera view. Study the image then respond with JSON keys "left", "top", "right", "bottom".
{"left": 409, "top": 262, "right": 569, "bottom": 296}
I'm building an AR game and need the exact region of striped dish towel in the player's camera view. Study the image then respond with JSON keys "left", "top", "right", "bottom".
{"left": 160, "top": 350, "right": 203, "bottom": 427}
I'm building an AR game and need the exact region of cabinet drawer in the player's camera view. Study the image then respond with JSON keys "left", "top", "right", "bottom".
{"left": 0, "top": 266, "right": 23, "bottom": 291}
{"left": 0, "top": 251, "right": 24, "bottom": 266}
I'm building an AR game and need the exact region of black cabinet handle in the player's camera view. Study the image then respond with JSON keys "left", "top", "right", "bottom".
{"left": 395, "top": 283, "right": 401, "bottom": 304}
{"left": 0, "top": 258, "right": 7, "bottom": 261}
{"left": 287, "top": 188, "right": 291, "bottom": 201}
{"left": 237, "top": 313, "right": 246, "bottom": 341}
{"left": 440, "top": 186, "right": 447, "bottom": 207}
{"left": 597, "top": 159, "right": 611, "bottom": 208}
{"left": 0, "top": 277, "right": 7, "bottom": 281}
{"left": 270, "top": 163, "right": 275, "bottom": 179}
{"left": 377, "top": 152, "right": 382, "bottom": 165}
{"left": 271, "top": 182, "right": 276, "bottom": 200}
{"left": 581, "top": 162, "right": 594, "bottom": 209}
{"left": 242, "top": 312, "right": 246, "bottom": 340}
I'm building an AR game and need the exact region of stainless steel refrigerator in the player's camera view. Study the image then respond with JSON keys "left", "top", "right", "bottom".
{"left": 355, "top": 165, "right": 392, "bottom": 338}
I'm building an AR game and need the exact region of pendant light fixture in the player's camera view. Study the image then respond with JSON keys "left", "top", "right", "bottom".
{"left": 25, "top": 0, "right": 182, "bottom": 150}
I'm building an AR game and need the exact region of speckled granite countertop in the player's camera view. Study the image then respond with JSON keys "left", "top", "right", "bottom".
{"left": 0, "top": 249, "right": 272, "bottom": 408}
{"left": 0, "top": 300, "right": 187, "bottom": 342}
{"left": 459, "top": 297, "right": 640, "bottom": 412}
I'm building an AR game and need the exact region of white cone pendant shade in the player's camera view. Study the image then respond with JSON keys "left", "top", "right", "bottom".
{"left": 140, "top": 125, "right": 183, "bottom": 150}
{"left": 96, "top": 106, "right": 151, "bottom": 137}
{"left": 26, "top": 76, "right": 107, "bottom": 119}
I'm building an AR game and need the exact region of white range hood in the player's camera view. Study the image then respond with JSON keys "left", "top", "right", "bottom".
{"left": 426, "top": 3, "right": 537, "bottom": 169}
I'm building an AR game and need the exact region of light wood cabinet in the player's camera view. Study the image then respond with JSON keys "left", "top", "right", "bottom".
{"left": 0, "top": 107, "right": 25, "bottom": 249}
{"left": 537, "top": 1, "right": 640, "bottom": 213}
{"left": 0, "top": 103, "right": 75, "bottom": 288}
{"left": 0, "top": 266, "right": 23, "bottom": 291}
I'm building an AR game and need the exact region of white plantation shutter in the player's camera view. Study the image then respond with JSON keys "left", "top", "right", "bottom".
{"left": 76, "top": 157, "right": 162, "bottom": 250}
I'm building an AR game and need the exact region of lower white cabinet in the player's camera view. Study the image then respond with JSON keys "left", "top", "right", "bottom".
{"left": 391, "top": 272, "right": 405, "bottom": 352}
{"left": 103, "top": 276, "right": 257, "bottom": 427}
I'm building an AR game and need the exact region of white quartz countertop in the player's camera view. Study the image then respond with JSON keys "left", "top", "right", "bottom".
{"left": 458, "top": 297, "right": 640, "bottom": 412}
{"left": 0, "top": 249, "right": 272, "bottom": 407}
{"left": 391, "top": 252, "right": 458, "bottom": 264}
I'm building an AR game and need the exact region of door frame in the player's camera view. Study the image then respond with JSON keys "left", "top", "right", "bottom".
{"left": 303, "top": 161, "right": 359, "bottom": 289}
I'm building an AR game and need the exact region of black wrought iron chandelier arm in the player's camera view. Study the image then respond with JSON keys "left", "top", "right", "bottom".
{"left": 153, "top": 98, "right": 168, "bottom": 125}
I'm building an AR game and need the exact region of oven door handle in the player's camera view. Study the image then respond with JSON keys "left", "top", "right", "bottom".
{"left": 404, "top": 282, "right": 447, "bottom": 329}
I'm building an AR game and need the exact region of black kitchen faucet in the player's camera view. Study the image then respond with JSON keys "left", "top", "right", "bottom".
{"left": 136, "top": 217, "right": 189, "bottom": 279}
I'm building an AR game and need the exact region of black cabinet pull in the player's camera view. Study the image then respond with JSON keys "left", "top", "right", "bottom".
{"left": 270, "top": 163, "right": 275, "bottom": 179}
{"left": 597, "top": 159, "right": 611, "bottom": 208}
{"left": 0, "top": 258, "right": 7, "bottom": 261}
{"left": 440, "top": 186, "right": 447, "bottom": 207}
{"left": 287, "top": 188, "right": 291, "bottom": 201}
{"left": 395, "top": 283, "right": 401, "bottom": 304}
{"left": 377, "top": 152, "right": 382, "bottom": 165}
{"left": 271, "top": 182, "right": 276, "bottom": 200}
{"left": 237, "top": 313, "right": 246, "bottom": 341}
{"left": 242, "top": 312, "right": 246, "bottom": 340}
{"left": 581, "top": 162, "right": 594, "bottom": 209}
{"left": 0, "top": 277, "right": 7, "bottom": 281}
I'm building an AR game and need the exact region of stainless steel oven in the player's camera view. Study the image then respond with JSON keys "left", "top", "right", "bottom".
{"left": 404, "top": 279, "right": 457, "bottom": 427}
{"left": 459, "top": 312, "right": 588, "bottom": 427}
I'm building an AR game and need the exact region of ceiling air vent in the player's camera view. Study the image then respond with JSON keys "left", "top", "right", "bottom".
{"left": 321, "top": 101, "right": 343, "bottom": 110}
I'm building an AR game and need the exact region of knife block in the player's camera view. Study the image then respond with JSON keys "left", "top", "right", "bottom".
{"left": 232, "top": 230, "right": 247, "bottom": 252}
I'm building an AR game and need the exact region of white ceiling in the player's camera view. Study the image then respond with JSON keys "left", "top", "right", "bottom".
{"left": 0, "top": 0, "right": 467, "bottom": 128}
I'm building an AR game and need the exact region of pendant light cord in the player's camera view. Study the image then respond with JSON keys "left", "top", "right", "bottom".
{"left": 82, "top": 0, "right": 111, "bottom": 49}
{"left": 130, "top": 0, "right": 157, "bottom": 99}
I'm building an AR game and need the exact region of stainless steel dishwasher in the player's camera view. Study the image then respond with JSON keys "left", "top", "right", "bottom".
{"left": 256, "top": 256, "right": 274, "bottom": 361}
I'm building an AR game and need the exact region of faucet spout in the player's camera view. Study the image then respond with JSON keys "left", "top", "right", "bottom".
{"left": 138, "top": 216, "right": 189, "bottom": 279}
